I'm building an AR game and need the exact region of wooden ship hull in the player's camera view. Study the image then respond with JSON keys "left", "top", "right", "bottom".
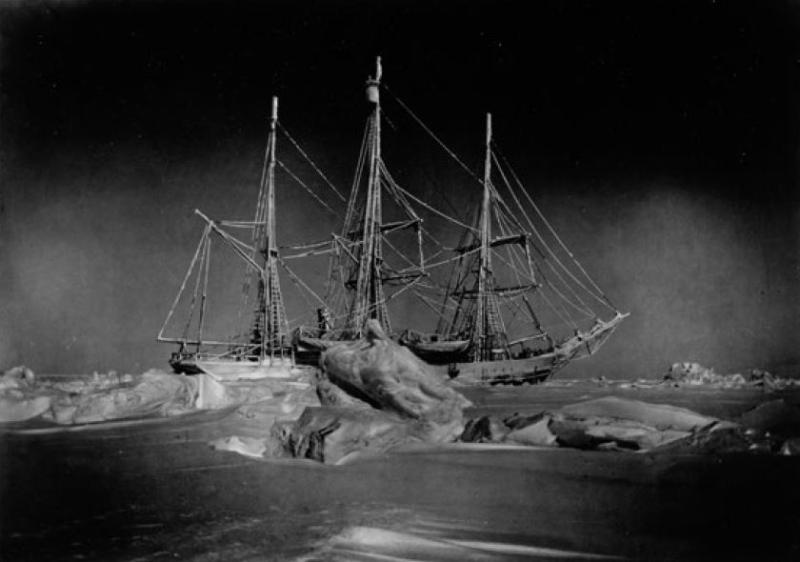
{"left": 169, "top": 352, "right": 296, "bottom": 381}
{"left": 294, "top": 312, "right": 624, "bottom": 386}
{"left": 396, "top": 333, "right": 471, "bottom": 364}
{"left": 429, "top": 312, "right": 627, "bottom": 385}
{"left": 292, "top": 332, "right": 339, "bottom": 366}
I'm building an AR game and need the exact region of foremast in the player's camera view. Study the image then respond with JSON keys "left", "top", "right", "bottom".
{"left": 251, "top": 96, "right": 290, "bottom": 360}
{"left": 158, "top": 96, "right": 291, "bottom": 361}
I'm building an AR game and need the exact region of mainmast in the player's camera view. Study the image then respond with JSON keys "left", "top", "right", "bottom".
{"left": 349, "top": 56, "right": 390, "bottom": 336}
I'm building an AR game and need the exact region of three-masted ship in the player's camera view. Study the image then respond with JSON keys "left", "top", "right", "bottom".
{"left": 161, "top": 59, "right": 626, "bottom": 385}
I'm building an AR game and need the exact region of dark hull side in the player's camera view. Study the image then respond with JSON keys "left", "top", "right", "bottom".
{"left": 396, "top": 335, "right": 471, "bottom": 365}
{"left": 168, "top": 353, "right": 296, "bottom": 379}
{"left": 294, "top": 337, "right": 557, "bottom": 385}
{"left": 292, "top": 335, "right": 340, "bottom": 367}
{"left": 399, "top": 343, "right": 471, "bottom": 365}
{"left": 169, "top": 356, "right": 204, "bottom": 375}
{"left": 291, "top": 313, "right": 626, "bottom": 386}
{"left": 429, "top": 313, "right": 627, "bottom": 386}
{"left": 430, "top": 354, "right": 561, "bottom": 386}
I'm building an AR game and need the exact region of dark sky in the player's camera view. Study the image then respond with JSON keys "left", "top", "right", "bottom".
{"left": 2, "top": 0, "right": 799, "bottom": 377}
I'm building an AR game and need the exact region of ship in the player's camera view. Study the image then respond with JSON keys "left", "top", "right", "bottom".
{"left": 160, "top": 59, "right": 626, "bottom": 385}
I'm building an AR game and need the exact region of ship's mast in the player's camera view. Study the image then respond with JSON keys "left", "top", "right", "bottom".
{"left": 474, "top": 113, "right": 493, "bottom": 360}
{"left": 253, "top": 95, "right": 288, "bottom": 360}
{"left": 350, "top": 56, "right": 390, "bottom": 336}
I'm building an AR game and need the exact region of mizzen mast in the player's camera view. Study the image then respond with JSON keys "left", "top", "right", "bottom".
{"left": 475, "top": 113, "right": 491, "bottom": 360}
{"left": 474, "top": 112, "right": 506, "bottom": 361}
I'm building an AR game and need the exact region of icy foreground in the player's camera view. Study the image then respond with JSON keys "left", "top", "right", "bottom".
{"left": 3, "top": 334, "right": 800, "bottom": 461}
{"left": 0, "top": 365, "right": 279, "bottom": 424}
{"left": 212, "top": 326, "right": 800, "bottom": 462}
{"left": 2, "top": 356, "right": 800, "bottom": 560}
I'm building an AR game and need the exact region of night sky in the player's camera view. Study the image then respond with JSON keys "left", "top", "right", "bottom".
{"left": 1, "top": 0, "right": 798, "bottom": 377}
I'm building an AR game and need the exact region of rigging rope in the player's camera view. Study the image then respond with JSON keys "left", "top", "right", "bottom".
{"left": 536, "top": 283, "right": 577, "bottom": 330}
{"left": 379, "top": 161, "right": 421, "bottom": 221}
{"left": 412, "top": 289, "right": 453, "bottom": 321}
{"left": 158, "top": 224, "right": 211, "bottom": 341}
{"left": 382, "top": 236, "right": 418, "bottom": 270}
{"left": 182, "top": 233, "right": 209, "bottom": 341}
{"left": 488, "top": 246, "right": 537, "bottom": 285}
{"left": 492, "top": 204, "right": 534, "bottom": 280}
{"left": 196, "top": 235, "right": 212, "bottom": 347}
{"left": 281, "top": 239, "right": 332, "bottom": 251}
{"left": 490, "top": 151, "right": 612, "bottom": 312}
{"left": 538, "top": 262, "right": 594, "bottom": 321}
{"left": 383, "top": 83, "right": 483, "bottom": 186}
{"left": 281, "top": 268, "right": 317, "bottom": 316}
{"left": 277, "top": 159, "right": 340, "bottom": 217}
{"left": 361, "top": 272, "right": 427, "bottom": 321}
{"left": 425, "top": 246, "right": 481, "bottom": 270}
{"left": 278, "top": 257, "right": 329, "bottom": 308}
{"left": 540, "top": 255, "right": 595, "bottom": 318}
{"left": 394, "top": 183, "right": 479, "bottom": 233}
{"left": 493, "top": 143, "right": 618, "bottom": 311}
{"left": 218, "top": 220, "right": 268, "bottom": 228}
{"left": 342, "top": 117, "right": 372, "bottom": 235}
{"left": 278, "top": 122, "right": 347, "bottom": 202}
{"left": 327, "top": 117, "right": 371, "bottom": 308}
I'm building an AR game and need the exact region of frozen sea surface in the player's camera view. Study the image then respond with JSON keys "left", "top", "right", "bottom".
{"left": 1, "top": 381, "right": 799, "bottom": 561}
